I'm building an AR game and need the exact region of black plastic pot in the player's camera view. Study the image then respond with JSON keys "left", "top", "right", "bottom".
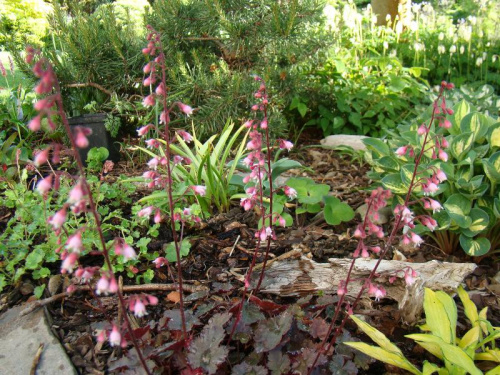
{"left": 68, "top": 113, "right": 120, "bottom": 166}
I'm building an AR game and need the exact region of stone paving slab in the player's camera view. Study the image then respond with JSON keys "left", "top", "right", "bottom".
{"left": 0, "top": 304, "right": 77, "bottom": 375}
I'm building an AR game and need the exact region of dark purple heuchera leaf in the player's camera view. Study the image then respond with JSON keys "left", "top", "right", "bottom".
{"left": 187, "top": 312, "right": 231, "bottom": 374}
{"left": 231, "top": 362, "right": 267, "bottom": 375}
{"left": 249, "top": 295, "right": 288, "bottom": 314}
{"left": 162, "top": 309, "right": 200, "bottom": 332}
{"left": 329, "top": 355, "right": 358, "bottom": 375}
{"left": 267, "top": 350, "right": 291, "bottom": 375}
{"left": 254, "top": 310, "right": 293, "bottom": 353}
{"left": 301, "top": 346, "right": 328, "bottom": 369}
{"left": 242, "top": 301, "right": 265, "bottom": 325}
{"left": 309, "top": 317, "right": 329, "bottom": 340}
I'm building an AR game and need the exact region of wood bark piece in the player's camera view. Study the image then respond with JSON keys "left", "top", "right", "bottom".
{"left": 255, "top": 256, "right": 476, "bottom": 323}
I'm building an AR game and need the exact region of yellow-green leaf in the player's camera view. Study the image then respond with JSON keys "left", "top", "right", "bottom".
{"left": 476, "top": 349, "right": 500, "bottom": 362}
{"left": 479, "top": 307, "right": 489, "bottom": 334}
{"left": 407, "top": 334, "right": 444, "bottom": 359}
{"left": 407, "top": 334, "right": 482, "bottom": 375}
{"left": 459, "top": 326, "right": 480, "bottom": 349}
{"left": 422, "top": 361, "right": 444, "bottom": 375}
{"left": 457, "top": 286, "right": 479, "bottom": 325}
{"left": 343, "top": 342, "right": 422, "bottom": 375}
{"left": 485, "top": 365, "right": 500, "bottom": 375}
{"left": 349, "top": 315, "right": 403, "bottom": 355}
{"left": 424, "top": 289, "right": 453, "bottom": 343}
{"left": 435, "top": 291, "right": 457, "bottom": 344}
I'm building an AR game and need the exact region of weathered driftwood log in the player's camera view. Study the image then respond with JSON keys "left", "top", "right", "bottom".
{"left": 254, "top": 256, "right": 476, "bottom": 323}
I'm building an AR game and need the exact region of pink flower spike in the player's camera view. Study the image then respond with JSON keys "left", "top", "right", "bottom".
{"left": 75, "top": 129, "right": 90, "bottom": 149}
{"left": 145, "top": 139, "right": 160, "bottom": 149}
{"left": 374, "top": 286, "right": 386, "bottom": 301}
{"left": 68, "top": 181, "right": 85, "bottom": 204}
{"left": 133, "top": 299, "right": 147, "bottom": 318}
{"left": 436, "top": 169, "right": 447, "bottom": 182}
{"left": 395, "top": 146, "right": 407, "bottom": 157}
{"left": 34, "top": 148, "right": 50, "bottom": 166}
{"left": 278, "top": 216, "right": 286, "bottom": 227}
{"left": 337, "top": 282, "right": 346, "bottom": 297}
{"left": 109, "top": 277, "right": 118, "bottom": 293}
{"left": 284, "top": 186, "right": 297, "bottom": 199}
{"left": 191, "top": 185, "right": 206, "bottom": 196}
{"left": 122, "top": 244, "right": 137, "bottom": 261}
{"left": 96, "top": 276, "right": 110, "bottom": 295}
{"left": 36, "top": 175, "right": 53, "bottom": 194}
{"left": 49, "top": 208, "right": 67, "bottom": 229}
{"left": 66, "top": 231, "right": 83, "bottom": 253}
{"left": 410, "top": 232, "right": 424, "bottom": 247}
{"left": 143, "top": 94, "right": 156, "bottom": 107}
{"left": 154, "top": 209, "right": 161, "bottom": 224}
{"left": 429, "top": 199, "right": 442, "bottom": 213}
{"left": 438, "top": 149, "right": 448, "bottom": 162}
{"left": 147, "top": 295, "right": 159, "bottom": 305}
{"left": 260, "top": 118, "right": 268, "bottom": 129}
{"left": 417, "top": 124, "right": 428, "bottom": 135}
{"left": 147, "top": 157, "right": 159, "bottom": 170}
{"left": 109, "top": 325, "right": 121, "bottom": 347}
{"left": 143, "top": 62, "right": 152, "bottom": 74}
{"left": 153, "top": 257, "right": 167, "bottom": 268}
{"left": 155, "top": 82, "right": 166, "bottom": 96}
{"left": 240, "top": 198, "right": 253, "bottom": 211}
{"left": 441, "top": 137, "right": 449, "bottom": 148}
{"left": 29, "top": 115, "right": 42, "bottom": 131}
{"left": 442, "top": 119, "right": 452, "bottom": 129}
{"left": 61, "top": 252, "right": 78, "bottom": 274}
{"left": 138, "top": 206, "right": 153, "bottom": 218}
{"left": 278, "top": 139, "right": 293, "bottom": 151}
{"left": 137, "top": 124, "right": 152, "bottom": 137}
{"left": 97, "top": 330, "right": 106, "bottom": 343}
{"left": 404, "top": 268, "right": 416, "bottom": 286}
{"left": 177, "top": 102, "right": 193, "bottom": 116}
{"left": 177, "top": 130, "right": 193, "bottom": 143}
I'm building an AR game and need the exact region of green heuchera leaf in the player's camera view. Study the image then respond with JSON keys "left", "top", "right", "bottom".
{"left": 459, "top": 235, "right": 491, "bottom": 256}
{"left": 450, "top": 132, "right": 474, "bottom": 161}
{"left": 455, "top": 175, "right": 489, "bottom": 199}
{"left": 460, "top": 112, "right": 491, "bottom": 142}
{"left": 165, "top": 240, "right": 191, "bottom": 263}
{"left": 25, "top": 248, "right": 45, "bottom": 270}
{"left": 443, "top": 194, "right": 472, "bottom": 228}
{"left": 323, "top": 196, "right": 354, "bottom": 225}
{"left": 489, "top": 122, "right": 500, "bottom": 148}
{"left": 286, "top": 178, "right": 329, "bottom": 205}
{"left": 375, "top": 156, "right": 400, "bottom": 171}
{"left": 381, "top": 173, "right": 409, "bottom": 194}
{"left": 461, "top": 208, "right": 490, "bottom": 237}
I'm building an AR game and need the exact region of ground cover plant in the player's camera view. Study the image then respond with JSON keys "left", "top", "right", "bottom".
{"left": 1, "top": 1, "right": 500, "bottom": 375}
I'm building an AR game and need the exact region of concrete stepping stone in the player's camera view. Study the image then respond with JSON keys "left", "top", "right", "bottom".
{"left": 0, "top": 303, "right": 77, "bottom": 375}
{"left": 320, "top": 134, "right": 368, "bottom": 151}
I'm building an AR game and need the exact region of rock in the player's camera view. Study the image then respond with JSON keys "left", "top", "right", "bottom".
{"left": 356, "top": 203, "right": 392, "bottom": 224}
{"left": 0, "top": 304, "right": 77, "bottom": 374}
{"left": 320, "top": 135, "right": 369, "bottom": 151}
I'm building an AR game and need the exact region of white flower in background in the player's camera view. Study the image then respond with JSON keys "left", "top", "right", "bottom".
{"left": 409, "top": 21, "right": 418, "bottom": 32}
{"left": 449, "top": 45, "right": 457, "bottom": 54}
{"left": 383, "top": 41, "right": 389, "bottom": 50}
{"left": 486, "top": 42, "right": 491, "bottom": 47}
{"left": 479, "top": 30, "right": 484, "bottom": 38}
{"left": 469, "top": 16, "right": 477, "bottom": 26}
{"left": 438, "top": 45, "right": 446, "bottom": 54}
{"left": 493, "top": 55, "right": 498, "bottom": 63}
{"left": 386, "top": 14, "right": 392, "bottom": 22}
{"left": 483, "top": 52, "right": 487, "bottom": 60}
{"left": 438, "top": 32, "right": 444, "bottom": 40}
{"left": 389, "top": 49, "right": 397, "bottom": 57}
{"left": 395, "top": 21, "right": 403, "bottom": 35}
{"left": 476, "top": 57, "right": 483, "bottom": 67}
{"left": 414, "top": 42, "right": 424, "bottom": 52}
{"left": 460, "top": 45, "right": 465, "bottom": 54}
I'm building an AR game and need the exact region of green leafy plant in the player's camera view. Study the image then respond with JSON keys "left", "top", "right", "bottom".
{"left": 137, "top": 120, "right": 249, "bottom": 215}
{"left": 363, "top": 99, "right": 500, "bottom": 256}
{"left": 86, "top": 147, "right": 109, "bottom": 173}
{"left": 345, "top": 286, "right": 500, "bottom": 375}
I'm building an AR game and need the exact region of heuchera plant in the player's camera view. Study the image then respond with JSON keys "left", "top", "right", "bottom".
{"left": 307, "top": 81, "right": 455, "bottom": 372}
{"left": 363, "top": 97, "right": 500, "bottom": 256}
{"left": 26, "top": 46, "right": 154, "bottom": 373}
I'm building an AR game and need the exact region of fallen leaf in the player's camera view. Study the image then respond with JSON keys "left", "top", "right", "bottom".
{"left": 167, "top": 291, "right": 181, "bottom": 304}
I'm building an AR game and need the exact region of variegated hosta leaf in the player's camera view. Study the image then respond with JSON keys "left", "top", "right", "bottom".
{"left": 461, "top": 208, "right": 489, "bottom": 237}
{"left": 450, "top": 132, "right": 475, "bottom": 161}
{"left": 459, "top": 235, "right": 491, "bottom": 257}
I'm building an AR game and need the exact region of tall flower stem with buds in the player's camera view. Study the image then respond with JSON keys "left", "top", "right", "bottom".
{"left": 308, "top": 81, "right": 455, "bottom": 373}
{"left": 26, "top": 48, "right": 152, "bottom": 375}
{"left": 228, "top": 76, "right": 295, "bottom": 341}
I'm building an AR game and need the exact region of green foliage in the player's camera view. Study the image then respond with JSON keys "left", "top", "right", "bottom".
{"left": 363, "top": 99, "right": 500, "bottom": 256}
{"left": 303, "top": 55, "right": 428, "bottom": 137}
{"left": 137, "top": 120, "right": 250, "bottom": 215}
{"left": 345, "top": 287, "right": 500, "bottom": 375}
{"left": 86, "top": 147, "right": 109, "bottom": 173}
{"left": 0, "top": 173, "right": 158, "bottom": 293}
{"left": 0, "top": 0, "right": 51, "bottom": 48}
{"left": 104, "top": 113, "right": 121, "bottom": 138}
